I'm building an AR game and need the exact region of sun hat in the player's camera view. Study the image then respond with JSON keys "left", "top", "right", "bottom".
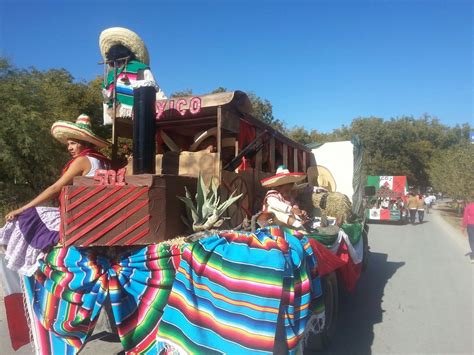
{"left": 99, "top": 27, "right": 150, "bottom": 65}
{"left": 51, "top": 114, "right": 110, "bottom": 148}
{"left": 316, "top": 165, "right": 337, "bottom": 192}
{"left": 260, "top": 165, "right": 306, "bottom": 188}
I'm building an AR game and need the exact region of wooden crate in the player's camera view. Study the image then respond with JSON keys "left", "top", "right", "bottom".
{"left": 60, "top": 174, "right": 196, "bottom": 247}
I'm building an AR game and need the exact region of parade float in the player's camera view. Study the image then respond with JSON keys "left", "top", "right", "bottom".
{"left": 1, "top": 27, "right": 369, "bottom": 354}
{"left": 364, "top": 175, "right": 409, "bottom": 224}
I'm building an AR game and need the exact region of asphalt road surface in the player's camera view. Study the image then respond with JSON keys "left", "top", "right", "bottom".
{"left": 321, "top": 207, "right": 473, "bottom": 355}
{"left": 1, "top": 207, "right": 472, "bottom": 355}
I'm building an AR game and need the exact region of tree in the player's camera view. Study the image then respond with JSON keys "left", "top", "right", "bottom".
{"left": 428, "top": 144, "right": 474, "bottom": 202}
{"left": 170, "top": 89, "right": 193, "bottom": 98}
{"left": 0, "top": 58, "right": 106, "bottom": 214}
{"left": 246, "top": 92, "right": 285, "bottom": 132}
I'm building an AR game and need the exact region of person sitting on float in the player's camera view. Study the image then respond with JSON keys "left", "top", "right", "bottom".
{"left": 1, "top": 114, "right": 110, "bottom": 275}
{"left": 260, "top": 165, "right": 308, "bottom": 229}
{"left": 99, "top": 27, "right": 166, "bottom": 123}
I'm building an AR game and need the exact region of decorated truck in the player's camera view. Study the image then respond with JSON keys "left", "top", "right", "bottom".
{"left": 1, "top": 28, "right": 370, "bottom": 355}
{"left": 1, "top": 89, "right": 371, "bottom": 355}
{"left": 364, "top": 175, "right": 409, "bottom": 223}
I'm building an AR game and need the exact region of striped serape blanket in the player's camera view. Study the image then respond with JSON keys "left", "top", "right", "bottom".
{"left": 23, "top": 243, "right": 180, "bottom": 354}
{"left": 157, "top": 226, "right": 323, "bottom": 354}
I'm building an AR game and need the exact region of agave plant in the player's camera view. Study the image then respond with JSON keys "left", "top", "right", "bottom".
{"left": 178, "top": 174, "right": 242, "bottom": 232}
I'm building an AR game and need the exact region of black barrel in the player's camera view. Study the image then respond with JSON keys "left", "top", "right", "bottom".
{"left": 133, "top": 87, "right": 156, "bottom": 174}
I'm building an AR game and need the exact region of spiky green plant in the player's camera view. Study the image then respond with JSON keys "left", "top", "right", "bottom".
{"left": 178, "top": 175, "right": 242, "bottom": 232}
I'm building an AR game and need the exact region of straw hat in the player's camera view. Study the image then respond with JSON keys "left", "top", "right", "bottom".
{"left": 316, "top": 165, "right": 336, "bottom": 192}
{"left": 51, "top": 114, "right": 110, "bottom": 148}
{"left": 260, "top": 165, "right": 306, "bottom": 188}
{"left": 99, "top": 27, "right": 150, "bottom": 65}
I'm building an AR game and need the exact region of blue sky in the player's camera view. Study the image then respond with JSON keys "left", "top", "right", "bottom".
{"left": 1, "top": 0, "right": 472, "bottom": 132}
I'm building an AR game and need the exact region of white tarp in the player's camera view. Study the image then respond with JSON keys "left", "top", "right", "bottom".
{"left": 311, "top": 141, "right": 355, "bottom": 202}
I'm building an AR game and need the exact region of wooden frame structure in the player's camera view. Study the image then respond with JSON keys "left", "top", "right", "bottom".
{"left": 118, "top": 90, "right": 315, "bottom": 225}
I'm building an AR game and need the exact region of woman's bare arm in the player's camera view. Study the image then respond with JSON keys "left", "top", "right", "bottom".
{"left": 5, "top": 157, "right": 90, "bottom": 221}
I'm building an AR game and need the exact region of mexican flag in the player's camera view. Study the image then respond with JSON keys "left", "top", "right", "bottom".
{"left": 367, "top": 176, "right": 408, "bottom": 195}
{"left": 367, "top": 208, "right": 391, "bottom": 220}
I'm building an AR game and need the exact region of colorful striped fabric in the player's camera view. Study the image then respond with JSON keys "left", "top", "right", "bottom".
{"left": 103, "top": 60, "right": 149, "bottom": 108}
{"left": 25, "top": 244, "right": 180, "bottom": 354}
{"left": 157, "top": 227, "right": 323, "bottom": 355}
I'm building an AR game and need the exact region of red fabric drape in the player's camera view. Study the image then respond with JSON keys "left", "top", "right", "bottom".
{"left": 308, "top": 239, "right": 345, "bottom": 276}
{"left": 336, "top": 242, "right": 362, "bottom": 292}
{"left": 238, "top": 119, "right": 256, "bottom": 168}
{"left": 239, "top": 119, "right": 256, "bottom": 147}
{"left": 308, "top": 238, "right": 362, "bottom": 292}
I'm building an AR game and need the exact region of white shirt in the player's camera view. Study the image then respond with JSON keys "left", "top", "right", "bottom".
{"left": 86, "top": 156, "right": 109, "bottom": 177}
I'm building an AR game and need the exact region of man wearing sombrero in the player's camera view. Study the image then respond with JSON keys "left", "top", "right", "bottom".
{"left": 1, "top": 114, "right": 110, "bottom": 275}
{"left": 260, "top": 165, "right": 308, "bottom": 229}
{"left": 99, "top": 27, "right": 167, "bottom": 124}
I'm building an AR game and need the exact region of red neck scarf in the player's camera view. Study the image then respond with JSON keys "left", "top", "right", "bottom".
{"left": 61, "top": 148, "right": 111, "bottom": 175}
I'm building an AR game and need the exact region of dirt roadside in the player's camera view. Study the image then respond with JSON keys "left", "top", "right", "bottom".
{"left": 432, "top": 199, "right": 464, "bottom": 234}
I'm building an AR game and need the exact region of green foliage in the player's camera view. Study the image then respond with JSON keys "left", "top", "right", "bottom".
{"left": 246, "top": 91, "right": 286, "bottom": 132}
{"left": 178, "top": 175, "right": 242, "bottom": 232}
{"left": 286, "top": 126, "right": 328, "bottom": 145}
{"left": 170, "top": 89, "right": 193, "bottom": 98}
{"left": 289, "top": 115, "right": 470, "bottom": 192}
{"left": 0, "top": 58, "right": 106, "bottom": 215}
{"left": 428, "top": 144, "right": 474, "bottom": 201}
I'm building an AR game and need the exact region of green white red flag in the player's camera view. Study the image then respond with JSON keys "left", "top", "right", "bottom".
{"left": 367, "top": 176, "right": 408, "bottom": 195}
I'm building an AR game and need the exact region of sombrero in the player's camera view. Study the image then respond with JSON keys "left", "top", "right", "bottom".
{"left": 99, "top": 27, "right": 150, "bottom": 65}
{"left": 260, "top": 165, "right": 306, "bottom": 188}
{"left": 51, "top": 114, "right": 110, "bottom": 148}
{"left": 316, "top": 165, "right": 336, "bottom": 192}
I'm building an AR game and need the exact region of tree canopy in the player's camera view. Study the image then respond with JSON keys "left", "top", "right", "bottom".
{"left": 287, "top": 115, "right": 471, "bottom": 192}
{"left": 429, "top": 144, "right": 474, "bottom": 201}
{"left": 0, "top": 58, "right": 105, "bottom": 211}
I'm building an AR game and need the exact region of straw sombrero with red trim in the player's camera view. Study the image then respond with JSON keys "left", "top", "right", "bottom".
{"left": 51, "top": 114, "right": 110, "bottom": 148}
{"left": 260, "top": 165, "right": 306, "bottom": 188}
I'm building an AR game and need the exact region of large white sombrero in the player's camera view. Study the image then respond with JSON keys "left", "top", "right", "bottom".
{"left": 260, "top": 166, "right": 306, "bottom": 188}
{"left": 51, "top": 114, "right": 110, "bottom": 148}
{"left": 99, "top": 27, "right": 150, "bottom": 65}
{"left": 316, "top": 165, "right": 336, "bottom": 192}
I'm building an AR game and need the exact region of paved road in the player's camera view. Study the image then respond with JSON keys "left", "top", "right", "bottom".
{"left": 322, "top": 207, "right": 473, "bottom": 355}
{"left": 1, "top": 206, "right": 472, "bottom": 354}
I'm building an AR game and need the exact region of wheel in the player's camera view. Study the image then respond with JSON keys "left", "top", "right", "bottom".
{"left": 222, "top": 176, "right": 251, "bottom": 228}
{"left": 303, "top": 271, "right": 339, "bottom": 352}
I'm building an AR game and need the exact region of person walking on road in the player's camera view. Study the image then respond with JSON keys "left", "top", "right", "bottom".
{"left": 407, "top": 191, "right": 419, "bottom": 224}
{"left": 417, "top": 194, "right": 425, "bottom": 223}
{"left": 461, "top": 200, "right": 474, "bottom": 263}
{"left": 424, "top": 194, "right": 433, "bottom": 214}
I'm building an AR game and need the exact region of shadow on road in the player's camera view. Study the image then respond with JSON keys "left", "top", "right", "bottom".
{"left": 319, "top": 252, "right": 405, "bottom": 355}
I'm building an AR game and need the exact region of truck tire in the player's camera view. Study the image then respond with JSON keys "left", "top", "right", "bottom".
{"left": 302, "top": 271, "right": 339, "bottom": 353}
